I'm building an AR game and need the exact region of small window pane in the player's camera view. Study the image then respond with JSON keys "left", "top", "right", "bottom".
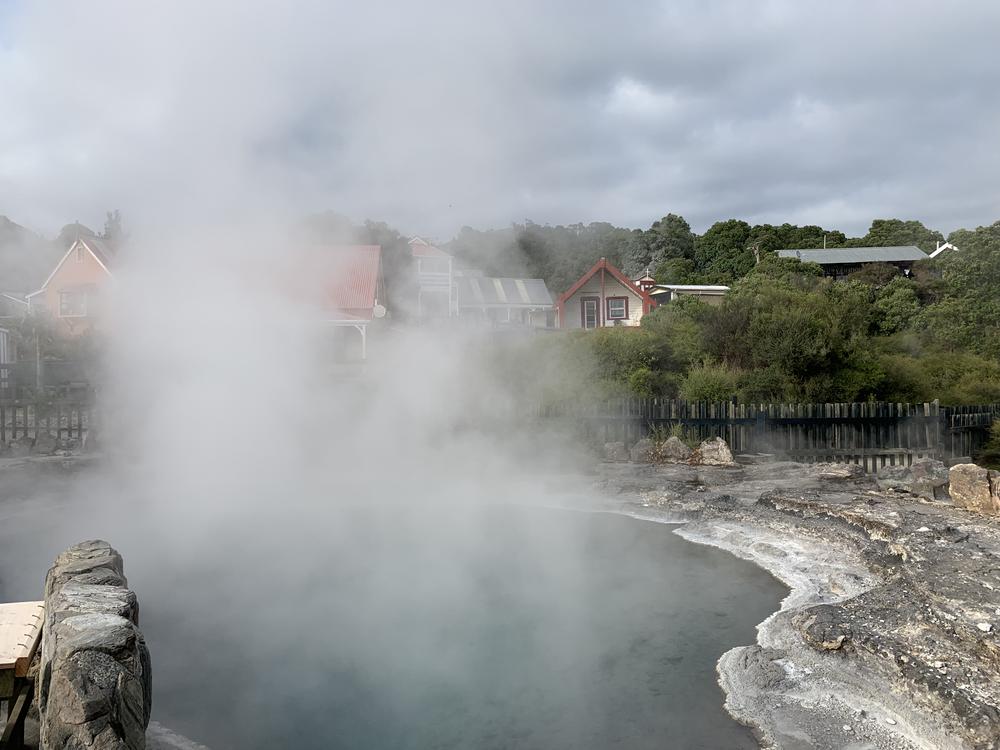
{"left": 59, "top": 290, "right": 87, "bottom": 316}
{"left": 608, "top": 298, "right": 627, "bottom": 319}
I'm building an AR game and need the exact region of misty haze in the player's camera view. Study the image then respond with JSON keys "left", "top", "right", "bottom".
{"left": 2, "top": 2, "right": 1000, "bottom": 750}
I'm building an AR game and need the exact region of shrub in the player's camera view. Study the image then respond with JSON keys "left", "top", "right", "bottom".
{"left": 737, "top": 367, "right": 793, "bottom": 403}
{"left": 978, "top": 420, "right": 1000, "bottom": 470}
{"left": 627, "top": 366, "right": 658, "bottom": 398}
{"left": 679, "top": 363, "right": 740, "bottom": 402}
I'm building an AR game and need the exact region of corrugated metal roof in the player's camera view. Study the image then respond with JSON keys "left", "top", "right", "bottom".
{"left": 325, "top": 245, "right": 381, "bottom": 319}
{"left": 778, "top": 246, "right": 928, "bottom": 264}
{"left": 456, "top": 276, "right": 554, "bottom": 308}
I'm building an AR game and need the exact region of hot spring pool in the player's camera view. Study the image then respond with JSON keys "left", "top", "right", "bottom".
{"left": 139, "top": 506, "right": 786, "bottom": 749}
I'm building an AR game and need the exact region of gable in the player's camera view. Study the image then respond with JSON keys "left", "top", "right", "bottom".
{"left": 28, "top": 239, "right": 112, "bottom": 298}
{"left": 558, "top": 258, "right": 654, "bottom": 307}
{"left": 565, "top": 272, "right": 642, "bottom": 301}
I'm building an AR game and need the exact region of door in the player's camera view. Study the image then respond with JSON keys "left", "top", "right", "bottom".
{"left": 581, "top": 297, "right": 599, "bottom": 329}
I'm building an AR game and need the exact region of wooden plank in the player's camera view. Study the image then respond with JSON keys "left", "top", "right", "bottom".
{"left": 0, "top": 602, "right": 43, "bottom": 677}
{"left": 0, "top": 681, "right": 31, "bottom": 747}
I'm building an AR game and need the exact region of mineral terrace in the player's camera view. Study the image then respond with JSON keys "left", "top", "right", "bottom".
{"left": 590, "top": 450, "right": 1000, "bottom": 750}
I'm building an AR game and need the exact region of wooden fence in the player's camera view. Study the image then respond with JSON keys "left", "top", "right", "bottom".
{"left": 562, "top": 399, "right": 1000, "bottom": 472}
{"left": 0, "top": 400, "right": 94, "bottom": 445}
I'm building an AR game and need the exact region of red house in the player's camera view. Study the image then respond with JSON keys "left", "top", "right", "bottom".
{"left": 321, "top": 245, "right": 386, "bottom": 360}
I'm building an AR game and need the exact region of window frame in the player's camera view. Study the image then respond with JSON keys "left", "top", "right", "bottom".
{"left": 580, "top": 296, "right": 600, "bottom": 329}
{"left": 606, "top": 296, "right": 629, "bottom": 321}
{"left": 58, "top": 289, "right": 88, "bottom": 318}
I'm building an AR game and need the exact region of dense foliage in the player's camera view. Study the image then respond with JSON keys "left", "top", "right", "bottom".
{"left": 510, "top": 221, "right": 1000, "bottom": 407}
{"left": 446, "top": 216, "right": 955, "bottom": 291}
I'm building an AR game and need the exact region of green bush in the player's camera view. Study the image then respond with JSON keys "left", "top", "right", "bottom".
{"left": 979, "top": 420, "right": 1000, "bottom": 470}
{"left": 627, "top": 366, "right": 658, "bottom": 398}
{"left": 679, "top": 363, "right": 740, "bottom": 401}
{"left": 737, "top": 366, "right": 793, "bottom": 403}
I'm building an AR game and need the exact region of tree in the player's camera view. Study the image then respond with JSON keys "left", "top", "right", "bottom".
{"left": 873, "top": 277, "right": 920, "bottom": 335}
{"left": 693, "top": 219, "right": 753, "bottom": 282}
{"left": 859, "top": 219, "right": 944, "bottom": 254}
{"left": 646, "top": 214, "right": 695, "bottom": 267}
{"left": 102, "top": 210, "right": 126, "bottom": 246}
{"left": 653, "top": 257, "right": 701, "bottom": 284}
{"left": 919, "top": 221, "right": 1000, "bottom": 358}
{"left": 847, "top": 262, "right": 901, "bottom": 288}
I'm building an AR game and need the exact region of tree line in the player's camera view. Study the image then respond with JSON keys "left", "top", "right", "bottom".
{"left": 501, "top": 219, "right": 1000, "bottom": 409}
{"left": 445, "top": 215, "right": 950, "bottom": 293}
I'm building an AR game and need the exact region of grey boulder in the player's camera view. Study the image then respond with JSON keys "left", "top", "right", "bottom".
{"left": 603, "top": 441, "right": 628, "bottom": 462}
{"left": 949, "top": 464, "right": 1000, "bottom": 516}
{"left": 695, "top": 437, "right": 735, "bottom": 466}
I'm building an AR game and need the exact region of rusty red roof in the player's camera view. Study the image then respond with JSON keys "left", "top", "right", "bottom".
{"left": 324, "top": 245, "right": 382, "bottom": 320}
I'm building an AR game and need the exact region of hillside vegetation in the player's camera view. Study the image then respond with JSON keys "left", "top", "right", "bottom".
{"left": 479, "top": 218, "right": 1000, "bottom": 406}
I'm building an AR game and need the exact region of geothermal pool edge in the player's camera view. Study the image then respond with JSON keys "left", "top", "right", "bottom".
{"left": 594, "top": 459, "right": 999, "bottom": 750}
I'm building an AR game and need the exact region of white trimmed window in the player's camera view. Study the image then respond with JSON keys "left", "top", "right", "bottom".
{"left": 59, "top": 289, "right": 87, "bottom": 317}
{"left": 607, "top": 296, "right": 628, "bottom": 320}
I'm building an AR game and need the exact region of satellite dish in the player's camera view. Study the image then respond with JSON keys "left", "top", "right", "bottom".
{"left": 373, "top": 304, "right": 387, "bottom": 319}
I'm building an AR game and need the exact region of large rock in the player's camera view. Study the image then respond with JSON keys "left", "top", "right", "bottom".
{"left": 909, "top": 458, "right": 950, "bottom": 501}
{"left": 875, "top": 464, "right": 912, "bottom": 492}
{"left": 694, "top": 437, "right": 735, "bottom": 466}
{"left": 629, "top": 438, "right": 655, "bottom": 463}
{"left": 813, "top": 463, "right": 865, "bottom": 481}
{"left": 660, "top": 436, "right": 693, "bottom": 463}
{"left": 8, "top": 435, "right": 33, "bottom": 457}
{"left": 875, "top": 459, "right": 950, "bottom": 501}
{"left": 38, "top": 540, "right": 152, "bottom": 750}
{"left": 32, "top": 430, "right": 60, "bottom": 455}
{"left": 949, "top": 464, "right": 1000, "bottom": 516}
{"left": 603, "top": 441, "right": 628, "bottom": 462}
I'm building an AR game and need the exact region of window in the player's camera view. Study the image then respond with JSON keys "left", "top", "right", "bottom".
{"left": 607, "top": 296, "right": 628, "bottom": 320}
{"left": 59, "top": 289, "right": 87, "bottom": 317}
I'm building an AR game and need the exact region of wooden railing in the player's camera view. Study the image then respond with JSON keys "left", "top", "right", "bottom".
{"left": 0, "top": 400, "right": 94, "bottom": 445}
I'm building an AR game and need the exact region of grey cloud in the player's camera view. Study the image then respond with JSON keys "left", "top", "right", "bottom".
{"left": 0, "top": 0, "right": 998, "bottom": 240}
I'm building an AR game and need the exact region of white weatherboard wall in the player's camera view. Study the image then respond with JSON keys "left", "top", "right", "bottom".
{"left": 563, "top": 274, "right": 644, "bottom": 328}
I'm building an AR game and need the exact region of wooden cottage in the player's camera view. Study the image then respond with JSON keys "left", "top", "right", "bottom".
{"left": 557, "top": 258, "right": 655, "bottom": 329}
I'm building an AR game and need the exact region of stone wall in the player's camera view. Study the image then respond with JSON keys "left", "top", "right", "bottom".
{"left": 37, "top": 540, "right": 152, "bottom": 750}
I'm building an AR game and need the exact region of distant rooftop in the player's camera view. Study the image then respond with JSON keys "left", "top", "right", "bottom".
{"left": 650, "top": 284, "right": 730, "bottom": 292}
{"left": 409, "top": 236, "right": 451, "bottom": 258}
{"left": 778, "top": 246, "right": 928, "bottom": 265}
{"left": 456, "top": 276, "right": 554, "bottom": 308}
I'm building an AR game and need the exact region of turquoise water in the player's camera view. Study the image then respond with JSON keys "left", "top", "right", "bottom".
{"left": 140, "top": 507, "right": 786, "bottom": 749}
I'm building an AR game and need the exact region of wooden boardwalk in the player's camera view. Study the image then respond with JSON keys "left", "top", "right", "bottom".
{"left": 0, "top": 601, "right": 43, "bottom": 749}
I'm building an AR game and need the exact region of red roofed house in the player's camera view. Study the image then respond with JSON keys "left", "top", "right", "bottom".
{"left": 27, "top": 235, "right": 114, "bottom": 336}
{"left": 557, "top": 258, "right": 656, "bottom": 329}
{"left": 323, "top": 245, "right": 386, "bottom": 360}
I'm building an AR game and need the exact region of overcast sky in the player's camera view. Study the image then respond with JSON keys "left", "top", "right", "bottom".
{"left": 1, "top": 0, "right": 998, "bottom": 241}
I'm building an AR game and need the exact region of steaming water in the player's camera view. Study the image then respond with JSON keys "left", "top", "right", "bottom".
{"left": 136, "top": 506, "right": 784, "bottom": 750}
{"left": 0, "top": 484, "right": 786, "bottom": 749}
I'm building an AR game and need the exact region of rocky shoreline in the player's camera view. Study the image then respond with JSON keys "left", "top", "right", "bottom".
{"left": 592, "top": 459, "right": 1000, "bottom": 750}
